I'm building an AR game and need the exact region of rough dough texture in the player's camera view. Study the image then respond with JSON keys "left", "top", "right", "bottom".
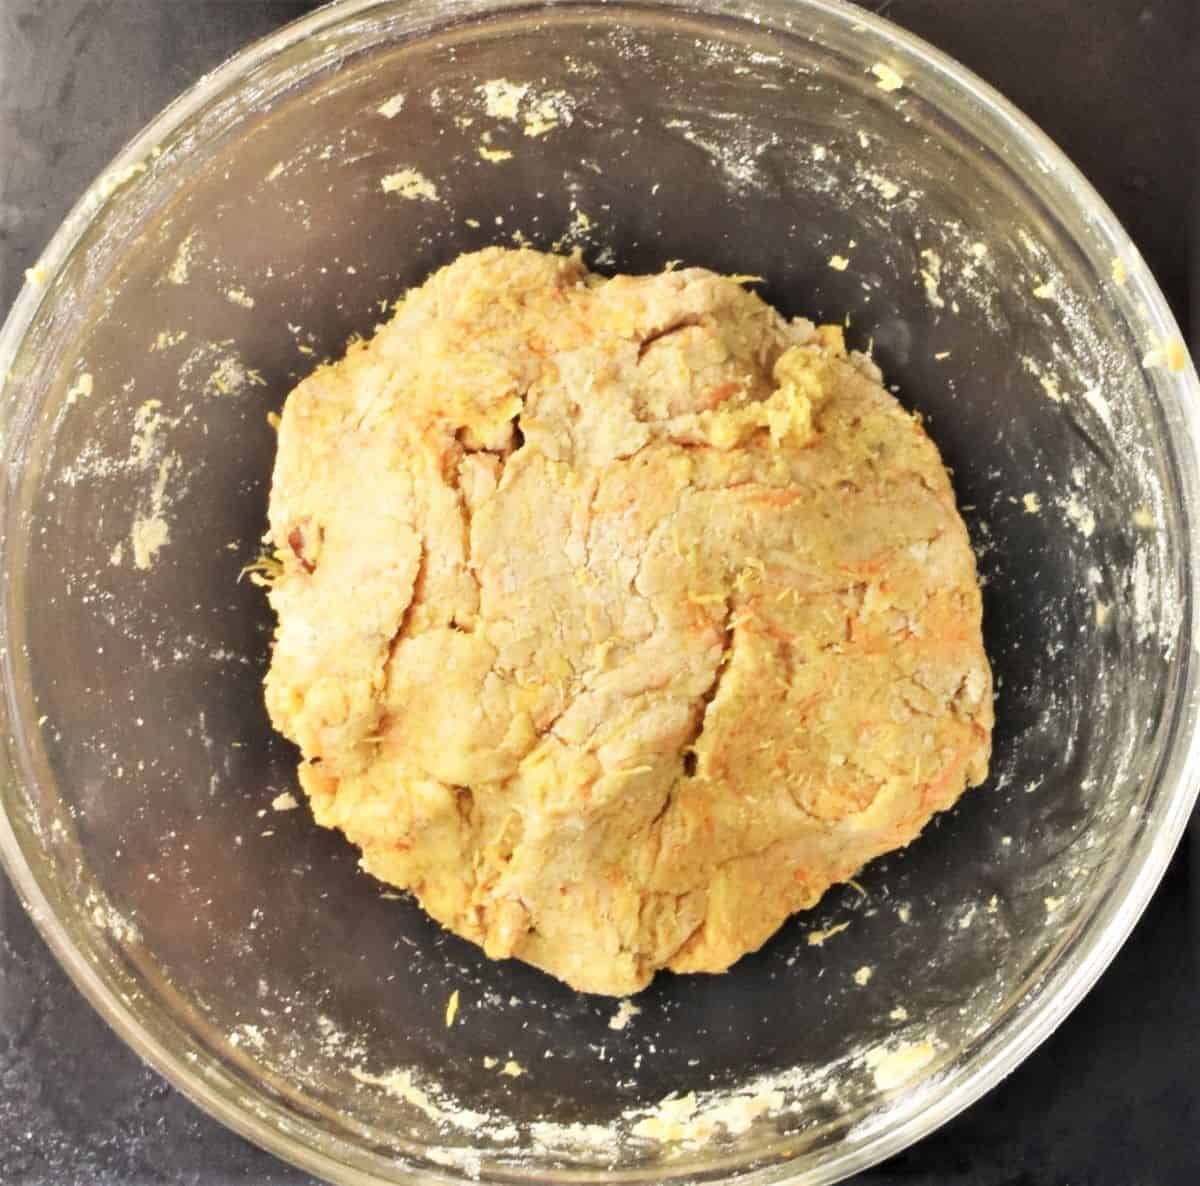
{"left": 264, "top": 247, "right": 993, "bottom": 996}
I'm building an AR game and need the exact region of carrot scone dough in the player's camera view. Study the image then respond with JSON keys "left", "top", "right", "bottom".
{"left": 264, "top": 247, "right": 992, "bottom": 996}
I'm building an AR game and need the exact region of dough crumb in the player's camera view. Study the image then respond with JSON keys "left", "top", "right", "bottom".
{"left": 608, "top": 999, "right": 641, "bottom": 1031}
{"left": 150, "top": 329, "right": 189, "bottom": 353}
{"left": 828, "top": 254, "right": 850, "bottom": 271}
{"left": 870, "top": 63, "right": 905, "bottom": 92}
{"left": 552, "top": 205, "right": 594, "bottom": 251}
{"left": 480, "top": 78, "right": 528, "bottom": 120}
{"left": 131, "top": 515, "right": 169, "bottom": 570}
{"left": 377, "top": 92, "right": 406, "bottom": 119}
{"left": 381, "top": 169, "right": 439, "bottom": 202}
{"left": 807, "top": 921, "right": 850, "bottom": 947}
{"left": 271, "top": 792, "right": 299, "bottom": 811}
{"left": 523, "top": 92, "right": 571, "bottom": 137}
{"left": 66, "top": 372, "right": 93, "bottom": 405}
{"left": 918, "top": 248, "right": 945, "bottom": 309}
{"left": 1142, "top": 336, "right": 1188, "bottom": 373}
{"left": 500, "top": 1060, "right": 524, "bottom": 1078}
{"left": 1039, "top": 375, "right": 1064, "bottom": 403}
{"left": 853, "top": 965, "right": 873, "bottom": 986}
{"left": 1022, "top": 492, "right": 1041, "bottom": 514}
{"left": 445, "top": 989, "right": 460, "bottom": 1027}
{"left": 864, "top": 171, "right": 900, "bottom": 200}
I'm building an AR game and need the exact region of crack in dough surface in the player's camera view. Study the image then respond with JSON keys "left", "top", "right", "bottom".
{"left": 264, "top": 247, "right": 993, "bottom": 995}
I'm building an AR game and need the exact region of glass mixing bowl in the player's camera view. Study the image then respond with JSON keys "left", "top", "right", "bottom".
{"left": 1, "top": 0, "right": 1197, "bottom": 1182}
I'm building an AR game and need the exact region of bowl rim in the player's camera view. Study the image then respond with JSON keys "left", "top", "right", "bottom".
{"left": 1, "top": 0, "right": 1198, "bottom": 1183}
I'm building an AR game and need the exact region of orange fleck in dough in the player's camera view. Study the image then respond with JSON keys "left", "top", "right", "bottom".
{"left": 264, "top": 247, "right": 993, "bottom": 995}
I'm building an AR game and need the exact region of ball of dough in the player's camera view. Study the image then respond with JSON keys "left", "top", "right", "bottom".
{"left": 264, "top": 247, "right": 992, "bottom": 995}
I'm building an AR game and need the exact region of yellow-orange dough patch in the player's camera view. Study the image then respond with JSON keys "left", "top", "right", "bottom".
{"left": 264, "top": 248, "right": 992, "bottom": 995}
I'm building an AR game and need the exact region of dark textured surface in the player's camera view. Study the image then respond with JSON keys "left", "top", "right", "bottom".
{"left": 0, "top": 1, "right": 1197, "bottom": 1184}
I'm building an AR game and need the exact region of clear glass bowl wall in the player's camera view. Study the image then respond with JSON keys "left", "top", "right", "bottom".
{"left": 0, "top": 2, "right": 1197, "bottom": 1184}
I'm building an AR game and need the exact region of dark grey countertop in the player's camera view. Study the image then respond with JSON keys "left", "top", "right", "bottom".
{"left": 1, "top": 2, "right": 1197, "bottom": 1184}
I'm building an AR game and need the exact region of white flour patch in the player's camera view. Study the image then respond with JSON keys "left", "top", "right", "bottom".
{"left": 351, "top": 1066, "right": 517, "bottom": 1141}
{"left": 1064, "top": 496, "right": 1096, "bottom": 538}
{"left": 124, "top": 398, "right": 183, "bottom": 571}
{"left": 529, "top": 1120, "right": 612, "bottom": 1152}
{"left": 1130, "top": 547, "right": 1154, "bottom": 642}
{"left": 1081, "top": 385, "right": 1115, "bottom": 434}
{"left": 862, "top": 170, "right": 900, "bottom": 201}
{"left": 85, "top": 888, "right": 141, "bottom": 945}
{"left": 230, "top": 1024, "right": 267, "bottom": 1051}
{"left": 863, "top": 1039, "right": 936, "bottom": 1091}
{"left": 552, "top": 203, "right": 595, "bottom": 251}
{"left": 150, "top": 328, "right": 189, "bottom": 353}
{"left": 663, "top": 118, "right": 777, "bottom": 190}
{"left": 131, "top": 457, "right": 174, "bottom": 570}
{"left": 167, "top": 231, "right": 197, "bottom": 285}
